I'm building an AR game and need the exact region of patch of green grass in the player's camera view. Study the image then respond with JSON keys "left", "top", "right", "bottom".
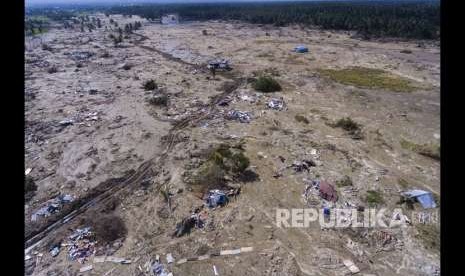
{"left": 318, "top": 67, "right": 416, "bottom": 92}
{"left": 252, "top": 76, "right": 282, "bottom": 93}
{"left": 415, "top": 224, "right": 440, "bottom": 252}
{"left": 295, "top": 115, "right": 309, "bottom": 124}
{"left": 400, "top": 139, "right": 440, "bottom": 160}
{"left": 336, "top": 175, "right": 353, "bottom": 187}
{"left": 364, "top": 190, "right": 384, "bottom": 207}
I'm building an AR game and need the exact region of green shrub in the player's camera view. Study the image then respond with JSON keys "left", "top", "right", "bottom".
{"left": 191, "top": 144, "right": 250, "bottom": 190}
{"left": 295, "top": 114, "right": 309, "bottom": 124}
{"left": 143, "top": 79, "right": 158, "bottom": 90}
{"left": 252, "top": 76, "right": 282, "bottom": 92}
{"left": 331, "top": 117, "right": 363, "bottom": 139}
{"left": 336, "top": 175, "right": 353, "bottom": 187}
{"left": 365, "top": 190, "right": 384, "bottom": 207}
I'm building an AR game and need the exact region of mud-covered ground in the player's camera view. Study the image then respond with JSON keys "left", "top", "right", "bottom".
{"left": 25, "top": 14, "right": 440, "bottom": 276}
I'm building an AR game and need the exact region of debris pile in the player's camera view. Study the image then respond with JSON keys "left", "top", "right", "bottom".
{"left": 226, "top": 110, "right": 252, "bottom": 123}
{"left": 267, "top": 98, "right": 285, "bottom": 110}
{"left": 152, "top": 260, "right": 173, "bottom": 276}
{"left": 58, "top": 111, "right": 100, "bottom": 128}
{"left": 173, "top": 211, "right": 207, "bottom": 238}
{"left": 205, "top": 190, "right": 229, "bottom": 208}
{"left": 67, "top": 227, "right": 97, "bottom": 264}
{"left": 31, "top": 194, "right": 75, "bottom": 221}
{"left": 64, "top": 51, "right": 95, "bottom": 61}
{"left": 290, "top": 159, "right": 315, "bottom": 172}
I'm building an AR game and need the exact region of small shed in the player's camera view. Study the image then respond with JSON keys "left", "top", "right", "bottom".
{"left": 401, "top": 190, "right": 436, "bottom": 209}
{"left": 319, "top": 181, "right": 338, "bottom": 202}
{"left": 294, "top": 45, "right": 309, "bottom": 53}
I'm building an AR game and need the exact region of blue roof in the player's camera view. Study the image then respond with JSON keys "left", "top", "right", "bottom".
{"left": 294, "top": 45, "right": 309, "bottom": 53}
{"left": 402, "top": 190, "right": 436, "bottom": 209}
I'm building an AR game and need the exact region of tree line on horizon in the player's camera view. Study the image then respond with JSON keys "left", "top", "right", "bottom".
{"left": 107, "top": 1, "right": 439, "bottom": 40}
{"left": 26, "top": 1, "right": 439, "bottom": 40}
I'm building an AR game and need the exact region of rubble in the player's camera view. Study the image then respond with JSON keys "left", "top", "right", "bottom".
{"left": 79, "top": 265, "right": 93, "bottom": 273}
{"left": 31, "top": 194, "right": 75, "bottom": 221}
{"left": 50, "top": 246, "right": 60, "bottom": 257}
{"left": 226, "top": 110, "right": 252, "bottom": 123}
{"left": 64, "top": 51, "right": 95, "bottom": 61}
{"left": 342, "top": 259, "right": 360, "bottom": 274}
{"left": 67, "top": 227, "right": 97, "bottom": 264}
{"left": 166, "top": 253, "right": 174, "bottom": 264}
{"left": 267, "top": 98, "right": 285, "bottom": 110}
{"left": 205, "top": 190, "right": 229, "bottom": 208}
{"left": 151, "top": 261, "right": 173, "bottom": 276}
{"left": 290, "top": 159, "right": 315, "bottom": 172}
{"left": 173, "top": 211, "right": 206, "bottom": 238}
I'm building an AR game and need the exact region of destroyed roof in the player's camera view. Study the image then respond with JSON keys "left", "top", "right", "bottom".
{"left": 402, "top": 189, "right": 436, "bottom": 209}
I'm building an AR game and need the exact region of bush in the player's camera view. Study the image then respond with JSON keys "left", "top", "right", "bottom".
{"left": 148, "top": 94, "right": 168, "bottom": 106}
{"left": 202, "top": 29, "right": 208, "bottom": 35}
{"left": 89, "top": 214, "right": 127, "bottom": 244}
{"left": 400, "top": 49, "right": 412, "bottom": 54}
{"left": 252, "top": 76, "right": 282, "bottom": 92}
{"left": 47, "top": 66, "right": 58, "bottom": 74}
{"left": 122, "top": 63, "right": 132, "bottom": 70}
{"left": 332, "top": 117, "right": 363, "bottom": 139}
{"left": 143, "top": 79, "right": 158, "bottom": 90}
{"left": 336, "top": 175, "right": 353, "bottom": 187}
{"left": 365, "top": 190, "right": 384, "bottom": 207}
{"left": 191, "top": 144, "right": 251, "bottom": 190}
{"left": 295, "top": 114, "right": 309, "bottom": 124}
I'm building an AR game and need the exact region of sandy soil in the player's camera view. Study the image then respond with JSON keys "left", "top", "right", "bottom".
{"left": 25, "top": 14, "right": 439, "bottom": 276}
